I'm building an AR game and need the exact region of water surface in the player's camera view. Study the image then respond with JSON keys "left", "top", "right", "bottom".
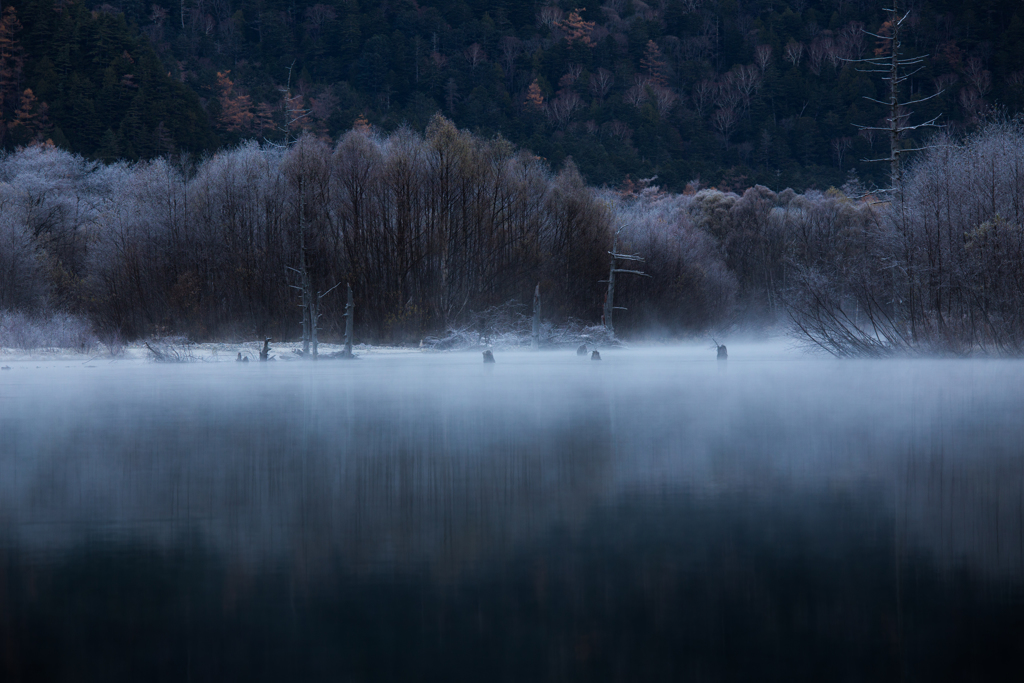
{"left": 2, "top": 346, "right": 1023, "bottom": 681}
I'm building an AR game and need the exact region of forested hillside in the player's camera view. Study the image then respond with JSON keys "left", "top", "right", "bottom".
{"left": 0, "top": 0, "right": 216, "bottom": 158}
{"left": 2, "top": 0, "right": 1024, "bottom": 190}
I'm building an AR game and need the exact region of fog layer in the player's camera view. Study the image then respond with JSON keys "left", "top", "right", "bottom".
{"left": 2, "top": 346, "right": 1022, "bottom": 576}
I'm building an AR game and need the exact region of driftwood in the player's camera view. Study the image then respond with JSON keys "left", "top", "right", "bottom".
{"left": 144, "top": 342, "right": 167, "bottom": 362}
{"left": 145, "top": 339, "right": 198, "bottom": 363}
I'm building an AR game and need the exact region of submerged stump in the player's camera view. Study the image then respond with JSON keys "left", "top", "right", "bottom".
{"left": 483, "top": 349, "right": 495, "bottom": 363}
{"left": 577, "top": 344, "right": 588, "bottom": 356}
{"left": 591, "top": 350, "right": 601, "bottom": 361}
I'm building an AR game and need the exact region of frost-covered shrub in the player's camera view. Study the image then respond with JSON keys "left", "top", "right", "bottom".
{"left": 0, "top": 215, "right": 46, "bottom": 311}
{"left": 786, "top": 121, "right": 1024, "bottom": 356}
{"left": 610, "top": 189, "right": 739, "bottom": 333}
{"left": 0, "top": 311, "right": 96, "bottom": 351}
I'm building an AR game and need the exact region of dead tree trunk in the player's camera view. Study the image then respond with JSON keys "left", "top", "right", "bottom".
{"left": 851, "top": 0, "right": 942, "bottom": 194}
{"left": 313, "top": 283, "right": 340, "bottom": 359}
{"left": 602, "top": 228, "right": 649, "bottom": 335}
{"left": 288, "top": 203, "right": 339, "bottom": 359}
{"left": 342, "top": 283, "right": 355, "bottom": 359}
{"left": 532, "top": 283, "right": 541, "bottom": 351}
{"left": 302, "top": 245, "right": 314, "bottom": 357}
{"left": 288, "top": 209, "right": 314, "bottom": 356}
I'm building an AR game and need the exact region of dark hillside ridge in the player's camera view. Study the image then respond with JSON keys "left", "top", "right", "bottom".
{"left": 2, "top": 0, "right": 1024, "bottom": 190}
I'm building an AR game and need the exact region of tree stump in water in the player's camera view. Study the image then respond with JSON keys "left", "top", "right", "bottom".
{"left": 577, "top": 344, "right": 588, "bottom": 356}
{"left": 483, "top": 349, "right": 495, "bottom": 363}
{"left": 717, "top": 345, "right": 728, "bottom": 360}
{"left": 591, "top": 350, "right": 601, "bottom": 360}
{"left": 260, "top": 338, "right": 272, "bottom": 361}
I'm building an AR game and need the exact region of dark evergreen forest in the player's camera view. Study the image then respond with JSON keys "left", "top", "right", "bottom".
{"left": 2, "top": 0, "right": 1024, "bottom": 190}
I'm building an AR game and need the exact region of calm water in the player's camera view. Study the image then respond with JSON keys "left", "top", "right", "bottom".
{"left": 2, "top": 346, "right": 1023, "bottom": 681}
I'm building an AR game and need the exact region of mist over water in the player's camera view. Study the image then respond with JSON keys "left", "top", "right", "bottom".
{"left": 2, "top": 345, "right": 1024, "bottom": 680}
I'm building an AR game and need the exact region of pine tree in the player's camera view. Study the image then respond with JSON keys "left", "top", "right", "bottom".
{"left": 10, "top": 87, "right": 48, "bottom": 144}
{"left": 557, "top": 9, "right": 595, "bottom": 48}
{"left": 641, "top": 40, "right": 667, "bottom": 87}
{"left": 525, "top": 80, "right": 545, "bottom": 110}
{"left": 216, "top": 71, "right": 253, "bottom": 133}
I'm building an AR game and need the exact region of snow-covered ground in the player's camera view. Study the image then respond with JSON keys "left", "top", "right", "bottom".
{"left": 0, "top": 336, "right": 804, "bottom": 365}
{"left": 0, "top": 340, "right": 422, "bottom": 365}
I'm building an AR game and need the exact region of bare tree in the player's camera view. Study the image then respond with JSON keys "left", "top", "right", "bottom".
{"left": 499, "top": 36, "right": 522, "bottom": 89}
{"left": 548, "top": 91, "right": 582, "bottom": 126}
{"left": 341, "top": 283, "right": 355, "bottom": 358}
{"left": 733, "top": 64, "right": 761, "bottom": 112}
{"left": 589, "top": 68, "right": 614, "bottom": 102}
{"left": 277, "top": 61, "right": 312, "bottom": 145}
{"left": 808, "top": 35, "right": 832, "bottom": 75}
{"left": 784, "top": 41, "right": 804, "bottom": 67}
{"left": 712, "top": 106, "right": 738, "bottom": 147}
{"left": 850, "top": 1, "right": 943, "bottom": 192}
{"left": 964, "top": 56, "right": 991, "bottom": 99}
{"left": 831, "top": 137, "right": 853, "bottom": 169}
{"left": 465, "top": 43, "right": 486, "bottom": 70}
{"left": 754, "top": 44, "right": 772, "bottom": 73}
{"left": 651, "top": 86, "right": 679, "bottom": 118}
{"left": 531, "top": 283, "right": 540, "bottom": 350}
{"left": 601, "top": 227, "right": 649, "bottom": 335}
{"left": 692, "top": 79, "right": 715, "bottom": 117}
{"left": 624, "top": 77, "right": 650, "bottom": 108}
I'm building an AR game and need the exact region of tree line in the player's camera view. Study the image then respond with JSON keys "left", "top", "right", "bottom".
{"left": 3, "top": 117, "right": 1024, "bottom": 353}
{"left": 1, "top": 116, "right": 613, "bottom": 343}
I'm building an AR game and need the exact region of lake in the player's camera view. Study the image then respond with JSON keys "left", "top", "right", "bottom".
{"left": 2, "top": 344, "right": 1023, "bottom": 681}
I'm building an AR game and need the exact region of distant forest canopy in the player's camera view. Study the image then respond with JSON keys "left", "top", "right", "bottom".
{"left": 1, "top": 0, "right": 1024, "bottom": 190}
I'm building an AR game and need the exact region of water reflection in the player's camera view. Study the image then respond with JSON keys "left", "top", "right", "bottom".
{"left": 1, "top": 349, "right": 1023, "bottom": 680}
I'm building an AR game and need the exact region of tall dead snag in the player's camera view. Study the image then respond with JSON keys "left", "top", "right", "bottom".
{"left": 314, "top": 282, "right": 340, "bottom": 356}
{"left": 260, "top": 338, "right": 272, "bottom": 361}
{"left": 341, "top": 283, "right": 355, "bottom": 359}
{"left": 288, "top": 224, "right": 317, "bottom": 356}
{"left": 531, "top": 283, "right": 541, "bottom": 351}
{"left": 287, "top": 191, "right": 338, "bottom": 360}
{"left": 602, "top": 227, "right": 649, "bottom": 335}
{"left": 852, "top": 0, "right": 942, "bottom": 193}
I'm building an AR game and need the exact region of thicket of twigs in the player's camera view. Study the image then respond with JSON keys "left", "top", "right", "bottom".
{"left": 144, "top": 338, "right": 200, "bottom": 363}
{"left": 0, "top": 311, "right": 96, "bottom": 352}
{"left": 787, "top": 122, "right": 1024, "bottom": 356}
